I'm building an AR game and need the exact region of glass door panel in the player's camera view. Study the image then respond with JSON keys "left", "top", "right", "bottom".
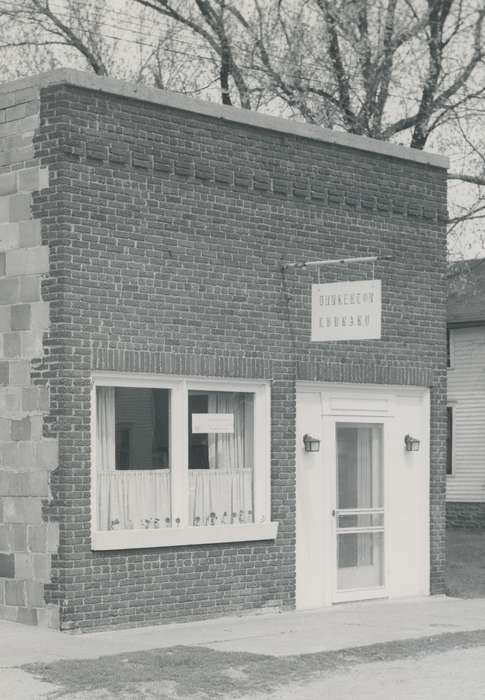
{"left": 336, "top": 423, "right": 384, "bottom": 592}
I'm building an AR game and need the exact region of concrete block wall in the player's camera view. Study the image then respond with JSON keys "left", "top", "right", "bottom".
{"left": 0, "top": 86, "right": 59, "bottom": 628}
{"left": 29, "top": 77, "right": 447, "bottom": 632}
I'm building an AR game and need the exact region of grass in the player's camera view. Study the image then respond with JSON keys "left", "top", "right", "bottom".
{"left": 446, "top": 527, "right": 485, "bottom": 598}
{"left": 22, "top": 630, "right": 485, "bottom": 699}
{"left": 19, "top": 527, "right": 485, "bottom": 698}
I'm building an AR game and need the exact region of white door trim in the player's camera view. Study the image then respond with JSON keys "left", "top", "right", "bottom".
{"left": 296, "top": 382, "right": 430, "bottom": 610}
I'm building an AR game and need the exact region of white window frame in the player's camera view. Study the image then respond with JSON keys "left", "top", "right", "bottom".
{"left": 90, "top": 371, "right": 277, "bottom": 550}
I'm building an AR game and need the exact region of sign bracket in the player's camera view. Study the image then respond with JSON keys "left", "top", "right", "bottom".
{"left": 281, "top": 255, "right": 392, "bottom": 271}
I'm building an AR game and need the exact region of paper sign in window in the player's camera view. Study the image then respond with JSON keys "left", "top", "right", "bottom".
{"left": 192, "top": 413, "right": 234, "bottom": 434}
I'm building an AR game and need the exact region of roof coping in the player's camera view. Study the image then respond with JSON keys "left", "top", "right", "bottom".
{"left": 0, "top": 68, "right": 449, "bottom": 170}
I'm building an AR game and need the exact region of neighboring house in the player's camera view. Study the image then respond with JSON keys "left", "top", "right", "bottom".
{"left": 447, "top": 258, "right": 485, "bottom": 528}
{"left": 0, "top": 69, "right": 448, "bottom": 631}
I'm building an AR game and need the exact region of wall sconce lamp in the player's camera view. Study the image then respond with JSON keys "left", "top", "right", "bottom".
{"left": 404, "top": 434, "right": 420, "bottom": 452}
{"left": 303, "top": 434, "right": 321, "bottom": 452}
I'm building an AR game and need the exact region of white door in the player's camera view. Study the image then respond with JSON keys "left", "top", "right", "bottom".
{"left": 331, "top": 418, "right": 386, "bottom": 602}
{"left": 296, "top": 383, "right": 430, "bottom": 610}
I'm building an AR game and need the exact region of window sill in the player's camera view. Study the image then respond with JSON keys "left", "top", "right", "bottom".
{"left": 91, "top": 522, "right": 279, "bottom": 551}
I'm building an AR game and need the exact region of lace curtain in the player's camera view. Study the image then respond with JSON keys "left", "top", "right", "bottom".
{"left": 97, "top": 470, "right": 171, "bottom": 530}
{"left": 190, "top": 392, "right": 254, "bottom": 525}
{"left": 96, "top": 387, "right": 171, "bottom": 530}
{"left": 96, "top": 387, "right": 254, "bottom": 531}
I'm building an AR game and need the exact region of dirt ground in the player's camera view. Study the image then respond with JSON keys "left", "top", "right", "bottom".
{"left": 17, "top": 629, "right": 485, "bottom": 699}
{"left": 2, "top": 527, "right": 484, "bottom": 699}
{"left": 446, "top": 527, "right": 485, "bottom": 598}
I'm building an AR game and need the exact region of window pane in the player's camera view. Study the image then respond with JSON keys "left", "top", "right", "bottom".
{"left": 337, "top": 532, "right": 384, "bottom": 590}
{"left": 337, "top": 513, "right": 384, "bottom": 529}
{"left": 115, "top": 388, "right": 170, "bottom": 470}
{"left": 96, "top": 386, "right": 172, "bottom": 531}
{"left": 337, "top": 423, "right": 383, "bottom": 510}
{"left": 188, "top": 391, "right": 254, "bottom": 526}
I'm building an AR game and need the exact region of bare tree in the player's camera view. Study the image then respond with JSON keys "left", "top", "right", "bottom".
{"left": 0, "top": 0, "right": 113, "bottom": 76}
{"left": 123, "top": 2, "right": 485, "bottom": 147}
{"left": 127, "top": 1, "right": 485, "bottom": 255}
{"left": 2, "top": 0, "right": 485, "bottom": 256}
{"left": 0, "top": 0, "right": 209, "bottom": 92}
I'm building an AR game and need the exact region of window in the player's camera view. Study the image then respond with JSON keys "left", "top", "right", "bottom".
{"left": 91, "top": 373, "right": 276, "bottom": 550}
{"left": 97, "top": 387, "right": 171, "bottom": 532}
{"left": 188, "top": 390, "right": 254, "bottom": 527}
{"left": 447, "top": 328, "right": 455, "bottom": 368}
{"left": 446, "top": 406, "right": 454, "bottom": 475}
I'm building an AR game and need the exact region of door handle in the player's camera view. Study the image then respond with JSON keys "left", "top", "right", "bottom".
{"left": 331, "top": 510, "right": 335, "bottom": 517}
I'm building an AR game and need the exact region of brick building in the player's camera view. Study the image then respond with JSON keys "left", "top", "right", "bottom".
{"left": 0, "top": 69, "right": 448, "bottom": 631}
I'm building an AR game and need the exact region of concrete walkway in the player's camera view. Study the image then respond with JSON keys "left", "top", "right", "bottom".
{"left": 2, "top": 595, "right": 485, "bottom": 667}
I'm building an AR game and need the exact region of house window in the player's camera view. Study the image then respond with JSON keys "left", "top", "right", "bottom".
{"left": 91, "top": 374, "right": 276, "bottom": 550}
{"left": 447, "top": 328, "right": 454, "bottom": 368}
{"left": 188, "top": 390, "right": 254, "bottom": 527}
{"left": 97, "top": 387, "right": 171, "bottom": 531}
{"left": 446, "top": 406, "right": 453, "bottom": 475}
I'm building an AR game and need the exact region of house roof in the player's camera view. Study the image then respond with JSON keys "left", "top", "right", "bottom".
{"left": 448, "top": 258, "right": 485, "bottom": 324}
{"left": 0, "top": 68, "right": 448, "bottom": 170}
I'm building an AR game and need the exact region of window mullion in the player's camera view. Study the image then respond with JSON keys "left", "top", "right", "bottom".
{"left": 253, "top": 384, "right": 271, "bottom": 524}
{"left": 171, "top": 381, "right": 188, "bottom": 527}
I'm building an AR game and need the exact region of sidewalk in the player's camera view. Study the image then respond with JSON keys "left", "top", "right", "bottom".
{"left": 2, "top": 595, "right": 485, "bottom": 667}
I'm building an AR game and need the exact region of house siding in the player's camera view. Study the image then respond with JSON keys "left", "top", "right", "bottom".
{"left": 0, "top": 75, "right": 448, "bottom": 631}
{"left": 447, "top": 326, "right": 485, "bottom": 527}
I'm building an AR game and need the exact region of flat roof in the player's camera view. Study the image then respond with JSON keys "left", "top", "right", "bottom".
{"left": 0, "top": 68, "right": 449, "bottom": 170}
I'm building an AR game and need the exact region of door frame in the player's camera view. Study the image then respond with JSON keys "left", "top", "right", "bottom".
{"left": 296, "top": 381, "right": 397, "bottom": 608}
{"left": 296, "top": 381, "right": 430, "bottom": 609}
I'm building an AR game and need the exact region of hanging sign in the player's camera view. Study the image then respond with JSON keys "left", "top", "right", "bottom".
{"left": 311, "top": 279, "right": 381, "bottom": 341}
{"left": 192, "top": 413, "right": 234, "bottom": 434}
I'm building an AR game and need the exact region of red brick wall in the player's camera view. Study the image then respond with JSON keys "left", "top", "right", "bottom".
{"left": 33, "top": 83, "right": 448, "bottom": 631}
{"left": 447, "top": 502, "right": 485, "bottom": 529}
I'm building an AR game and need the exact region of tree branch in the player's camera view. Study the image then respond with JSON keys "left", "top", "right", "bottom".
{"left": 30, "top": 0, "right": 108, "bottom": 75}
{"left": 448, "top": 172, "right": 485, "bottom": 186}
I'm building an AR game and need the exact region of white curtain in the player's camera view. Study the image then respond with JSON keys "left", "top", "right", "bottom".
{"left": 96, "top": 388, "right": 255, "bottom": 530}
{"left": 189, "top": 469, "right": 253, "bottom": 526}
{"left": 357, "top": 428, "right": 372, "bottom": 510}
{"left": 98, "top": 471, "right": 171, "bottom": 530}
{"left": 96, "top": 387, "right": 171, "bottom": 531}
{"left": 96, "top": 387, "right": 115, "bottom": 473}
{"left": 207, "top": 393, "right": 253, "bottom": 470}
{"left": 192, "top": 393, "right": 254, "bottom": 526}
{"left": 357, "top": 428, "right": 372, "bottom": 564}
